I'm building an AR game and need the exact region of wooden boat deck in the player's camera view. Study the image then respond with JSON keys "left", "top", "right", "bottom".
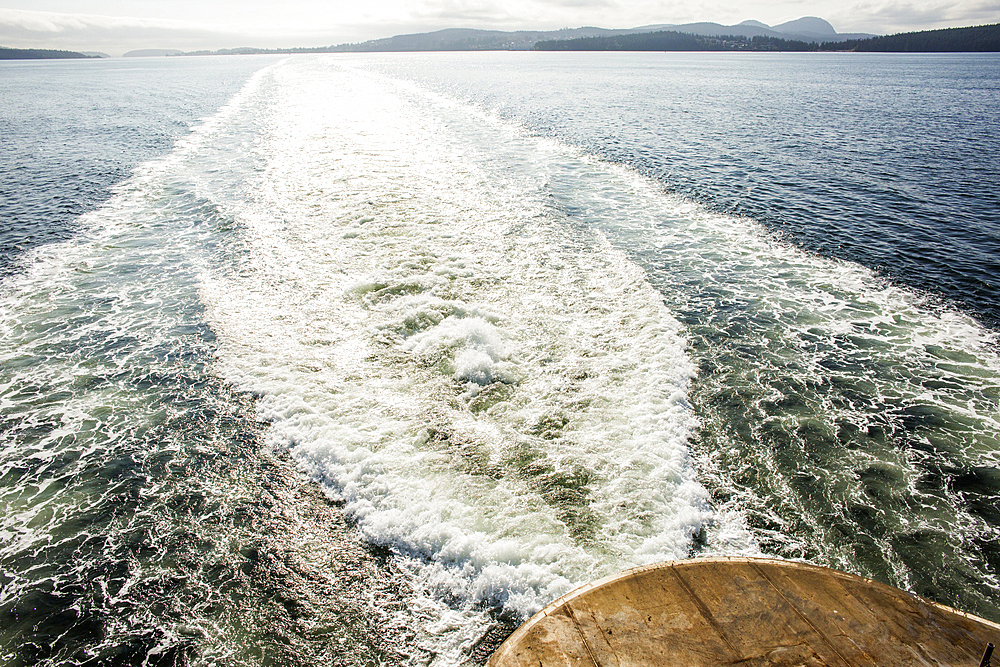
{"left": 488, "top": 557, "right": 999, "bottom": 667}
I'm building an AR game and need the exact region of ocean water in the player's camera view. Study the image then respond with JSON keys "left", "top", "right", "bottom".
{"left": 1, "top": 52, "right": 998, "bottom": 666}
{"left": 0, "top": 57, "right": 264, "bottom": 276}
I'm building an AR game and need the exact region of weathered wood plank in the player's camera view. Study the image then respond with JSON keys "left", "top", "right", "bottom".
{"left": 488, "top": 558, "right": 1000, "bottom": 667}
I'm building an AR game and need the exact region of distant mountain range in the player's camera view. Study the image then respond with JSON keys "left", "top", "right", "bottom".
{"left": 328, "top": 17, "right": 875, "bottom": 52}
{"left": 633, "top": 17, "right": 876, "bottom": 43}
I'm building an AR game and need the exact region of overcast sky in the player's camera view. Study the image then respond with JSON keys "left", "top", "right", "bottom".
{"left": 1, "top": 0, "right": 997, "bottom": 56}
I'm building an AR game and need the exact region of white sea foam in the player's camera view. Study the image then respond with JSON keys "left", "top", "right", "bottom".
{"left": 196, "top": 57, "right": 737, "bottom": 658}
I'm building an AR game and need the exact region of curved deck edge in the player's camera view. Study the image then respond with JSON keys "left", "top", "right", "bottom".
{"left": 488, "top": 557, "right": 1000, "bottom": 667}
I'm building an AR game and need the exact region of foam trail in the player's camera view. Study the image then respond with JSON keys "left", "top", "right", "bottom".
{"left": 199, "top": 57, "right": 737, "bottom": 660}
{"left": 0, "top": 59, "right": 416, "bottom": 666}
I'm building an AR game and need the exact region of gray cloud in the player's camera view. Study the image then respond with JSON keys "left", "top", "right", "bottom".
{"left": 419, "top": 0, "right": 516, "bottom": 24}
{"left": 1, "top": 9, "right": 213, "bottom": 35}
{"left": 543, "top": 0, "right": 617, "bottom": 8}
{"left": 0, "top": 9, "right": 245, "bottom": 54}
{"left": 969, "top": 0, "right": 1000, "bottom": 18}
{"left": 404, "top": 0, "right": 623, "bottom": 30}
{"left": 835, "top": 0, "right": 997, "bottom": 33}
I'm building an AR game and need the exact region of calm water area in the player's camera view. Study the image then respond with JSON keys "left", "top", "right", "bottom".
{"left": 1, "top": 52, "right": 998, "bottom": 666}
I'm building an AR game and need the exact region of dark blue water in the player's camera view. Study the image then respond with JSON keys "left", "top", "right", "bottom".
{"left": 0, "top": 57, "right": 269, "bottom": 275}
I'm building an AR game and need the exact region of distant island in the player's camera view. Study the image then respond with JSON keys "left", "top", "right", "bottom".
{"left": 173, "top": 20, "right": 999, "bottom": 56}
{"left": 122, "top": 49, "right": 185, "bottom": 57}
{"left": 535, "top": 32, "right": 816, "bottom": 52}
{"left": 0, "top": 47, "right": 98, "bottom": 60}
{"left": 535, "top": 22, "right": 1000, "bottom": 51}
{"left": 325, "top": 17, "right": 872, "bottom": 52}
{"left": 7, "top": 18, "right": 998, "bottom": 59}
{"left": 115, "top": 17, "right": 874, "bottom": 57}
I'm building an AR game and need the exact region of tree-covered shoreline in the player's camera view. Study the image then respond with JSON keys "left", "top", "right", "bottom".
{"left": 0, "top": 47, "right": 96, "bottom": 60}
{"left": 535, "top": 32, "right": 815, "bottom": 52}
{"left": 830, "top": 23, "right": 1000, "bottom": 51}
{"left": 535, "top": 23, "right": 1000, "bottom": 52}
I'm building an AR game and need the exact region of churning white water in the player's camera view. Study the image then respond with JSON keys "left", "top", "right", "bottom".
{"left": 196, "top": 58, "right": 755, "bottom": 658}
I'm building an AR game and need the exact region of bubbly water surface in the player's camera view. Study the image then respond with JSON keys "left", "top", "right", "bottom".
{"left": 2, "top": 53, "right": 998, "bottom": 666}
